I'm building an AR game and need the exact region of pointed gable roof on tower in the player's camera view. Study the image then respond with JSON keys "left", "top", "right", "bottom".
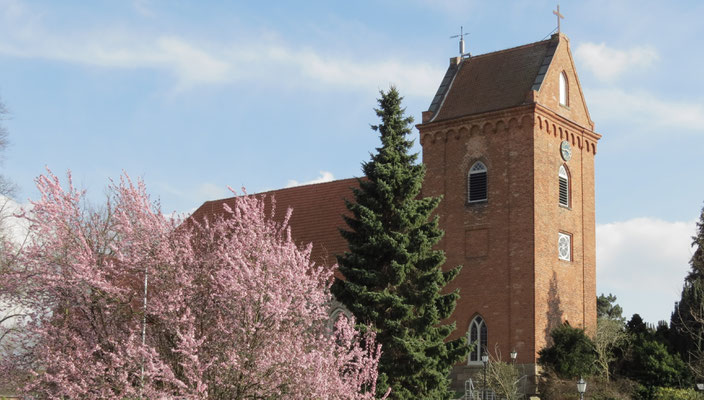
{"left": 427, "top": 33, "right": 597, "bottom": 129}
{"left": 427, "top": 36, "right": 558, "bottom": 123}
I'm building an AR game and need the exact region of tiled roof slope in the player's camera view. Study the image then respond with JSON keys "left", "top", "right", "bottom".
{"left": 190, "top": 178, "right": 360, "bottom": 272}
{"left": 429, "top": 36, "right": 558, "bottom": 123}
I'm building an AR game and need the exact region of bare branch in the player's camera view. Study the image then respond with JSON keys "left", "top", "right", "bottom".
{"left": 592, "top": 317, "right": 626, "bottom": 382}
{"left": 473, "top": 344, "right": 523, "bottom": 400}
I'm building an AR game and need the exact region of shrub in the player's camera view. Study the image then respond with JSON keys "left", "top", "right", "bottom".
{"left": 624, "top": 339, "right": 690, "bottom": 389}
{"left": 539, "top": 324, "right": 597, "bottom": 379}
{"left": 651, "top": 386, "right": 704, "bottom": 400}
{"left": 538, "top": 372, "right": 637, "bottom": 400}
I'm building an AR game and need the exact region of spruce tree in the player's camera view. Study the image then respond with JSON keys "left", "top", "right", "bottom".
{"left": 689, "top": 204, "right": 704, "bottom": 280}
{"left": 331, "top": 87, "right": 468, "bottom": 399}
{"left": 671, "top": 204, "right": 704, "bottom": 376}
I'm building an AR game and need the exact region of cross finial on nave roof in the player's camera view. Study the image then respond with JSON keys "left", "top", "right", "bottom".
{"left": 450, "top": 26, "right": 470, "bottom": 56}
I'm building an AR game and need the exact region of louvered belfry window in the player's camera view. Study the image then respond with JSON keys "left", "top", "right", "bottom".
{"left": 468, "top": 161, "right": 488, "bottom": 203}
{"left": 559, "top": 165, "right": 569, "bottom": 207}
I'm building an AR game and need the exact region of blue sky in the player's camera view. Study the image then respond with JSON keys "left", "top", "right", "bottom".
{"left": 1, "top": 0, "right": 703, "bottom": 325}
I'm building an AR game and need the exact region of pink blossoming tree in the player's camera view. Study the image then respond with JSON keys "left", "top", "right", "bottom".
{"left": 2, "top": 170, "right": 387, "bottom": 399}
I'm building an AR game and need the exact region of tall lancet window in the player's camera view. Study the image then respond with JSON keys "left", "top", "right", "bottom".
{"left": 559, "top": 165, "right": 570, "bottom": 207}
{"left": 468, "top": 161, "right": 488, "bottom": 203}
{"left": 559, "top": 71, "right": 569, "bottom": 106}
{"left": 468, "top": 316, "right": 488, "bottom": 364}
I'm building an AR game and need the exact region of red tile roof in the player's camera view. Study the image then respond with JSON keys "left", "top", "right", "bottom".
{"left": 190, "top": 178, "right": 360, "bottom": 272}
{"left": 428, "top": 36, "right": 558, "bottom": 122}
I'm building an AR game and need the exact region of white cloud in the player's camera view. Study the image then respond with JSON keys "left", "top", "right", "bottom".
{"left": 0, "top": 195, "right": 32, "bottom": 351}
{"left": 193, "top": 182, "right": 228, "bottom": 202}
{"left": 0, "top": 195, "right": 30, "bottom": 246}
{"left": 0, "top": 28, "right": 231, "bottom": 88}
{"left": 0, "top": 1, "right": 442, "bottom": 95}
{"left": 585, "top": 88, "right": 704, "bottom": 133}
{"left": 264, "top": 46, "right": 441, "bottom": 96}
{"left": 132, "top": 0, "right": 154, "bottom": 17}
{"left": 286, "top": 171, "right": 335, "bottom": 188}
{"left": 596, "top": 217, "right": 696, "bottom": 324}
{"left": 576, "top": 44, "right": 702, "bottom": 135}
{"left": 575, "top": 42, "right": 658, "bottom": 81}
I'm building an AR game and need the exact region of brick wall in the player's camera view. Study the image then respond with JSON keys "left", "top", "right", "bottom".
{"left": 420, "top": 108, "right": 539, "bottom": 365}
{"left": 418, "top": 36, "right": 599, "bottom": 377}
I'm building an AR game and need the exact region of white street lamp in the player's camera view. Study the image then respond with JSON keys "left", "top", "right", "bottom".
{"left": 577, "top": 376, "right": 587, "bottom": 400}
{"left": 482, "top": 352, "right": 489, "bottom": 400}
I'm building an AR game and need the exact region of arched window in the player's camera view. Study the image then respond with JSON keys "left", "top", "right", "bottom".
{"left": 468, "top": 315, "right": 488, "bottom": 364}
{"left": 468, "top": 161, "right": 488, "bottom": 203}
{"left": 559, "top": 71, "right": 568, "bottom": 106}
{"left": 559, "top": 165, "right": 570, "bottom": 207}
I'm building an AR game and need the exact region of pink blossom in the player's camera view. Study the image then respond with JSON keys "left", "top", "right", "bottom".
{"left": 1, "top": 170, "right": 388, "bottom": 399}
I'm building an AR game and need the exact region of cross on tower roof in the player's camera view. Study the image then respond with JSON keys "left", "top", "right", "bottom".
{"left": 450, "top": 26, "right": 470, "bottom": 56}
{"left": 553, "top": 5, "right": 565, "bottom": 34}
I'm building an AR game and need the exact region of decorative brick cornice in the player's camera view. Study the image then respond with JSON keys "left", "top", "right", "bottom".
{"left": 417, "top": 104, "right": 535, "bottom": 146}
{"left": 534, "top": 104, "right": 600, "bottom": 139}
{"left": 534, "top": 105, "right": 601, "bottom": 155}
{"left": 417, "top": 103, "right": 602, "bottom": 155}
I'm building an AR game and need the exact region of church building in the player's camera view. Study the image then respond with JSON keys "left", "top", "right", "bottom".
{"left": 192, "top": 32, "right": 600, "bottom": 389}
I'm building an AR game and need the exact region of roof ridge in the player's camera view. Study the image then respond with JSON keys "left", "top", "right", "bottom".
{"left": 261, "top": 176, "right": 360, "bottom": 194}
{"left": 205, "top": 176, "right": 361, "bottom": 203}
{"left": 469, "top": 37, "right": 554, "bottom": 61}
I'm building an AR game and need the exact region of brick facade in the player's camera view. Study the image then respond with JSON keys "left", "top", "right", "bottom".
{"left": 417, "top": 33, "right": 600, "bottom": 388}
{"left": 193, "top": 32, "right": 601, "bottom": 395}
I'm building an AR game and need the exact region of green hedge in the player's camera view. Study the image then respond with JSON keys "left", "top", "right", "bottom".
{"left": 651, "top": 387, "right": 704, "bottom": 400}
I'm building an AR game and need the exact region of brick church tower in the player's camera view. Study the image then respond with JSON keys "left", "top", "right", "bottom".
{"left": 417, "top": 33, "right": 600, "bottom": 384}
{"left": 193, "top": 32, "right": 601, "bottom": 393}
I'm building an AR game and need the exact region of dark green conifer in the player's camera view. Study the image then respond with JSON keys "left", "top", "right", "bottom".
{"left": 684, "top": 204, "right": 704, "bottom": 282}
{"left": 331, "top": 87, "right": 468, "bottom": 399}
{"left": 671, "top": 205, "right": 704, "bottom": 375}
{"left": 538, "top": 323, "right": 597, "bottom": 379}
{"left": 597, "top": 293, "right": 625, "bottom": 323}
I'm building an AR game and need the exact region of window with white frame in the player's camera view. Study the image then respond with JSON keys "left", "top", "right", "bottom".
{"left": 468, "top": 315, "right": 488, "bottom": 363}
{"left": 559, "top": 71, "right": 569, "bottom": 106}
{"left": 468, "top": 161, "right": 488, "bottom": 203}
{"left": 559, "top": 165, "right": 570, "bottom": 207}
{"left": 558, "top": 232, "right": 571, "bottom": 261}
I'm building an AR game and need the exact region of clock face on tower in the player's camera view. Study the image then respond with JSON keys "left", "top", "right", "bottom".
{"left": 560, "top": 140, "right": 572, "bottom": 161}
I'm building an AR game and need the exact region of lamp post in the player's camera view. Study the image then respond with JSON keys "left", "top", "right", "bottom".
{"left": 577, "top": 376, "right": 587, "bottom": 400}
{"left": 481, "top": 351, "right": 489, "bottom": 400}
{"left": 510, "top": 349, "right": 517, "bottom": 364}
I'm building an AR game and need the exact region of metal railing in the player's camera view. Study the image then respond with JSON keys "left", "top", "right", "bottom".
{"left": 464, "top": 378, "right": 499, "bottom": 400}
{"left": 464, "top": 377, "right": 529, "bottom": 400}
